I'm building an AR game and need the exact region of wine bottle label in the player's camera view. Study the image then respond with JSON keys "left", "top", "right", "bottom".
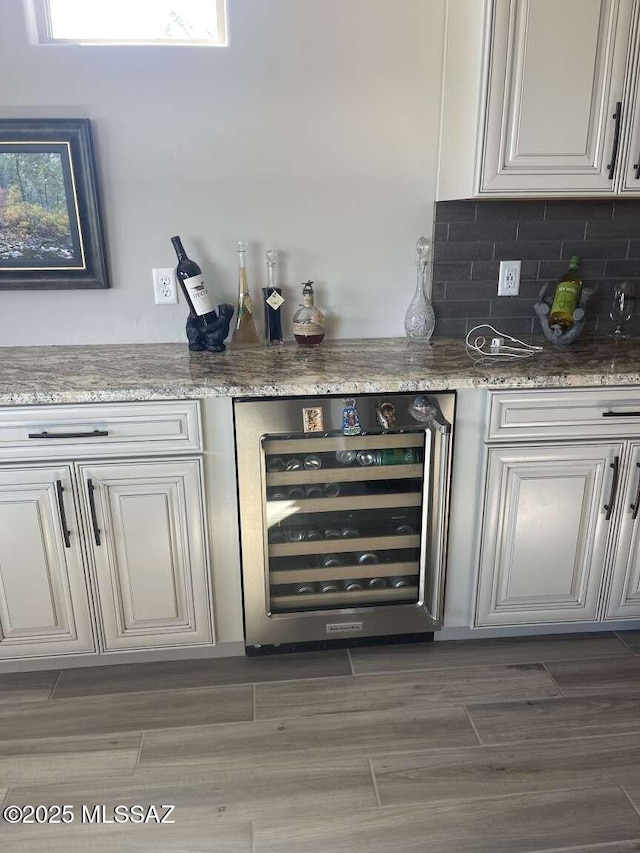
{"left": 550, "top": 280, "right": 580, "bottom": 317}
{"left": 266, "top": 290, "right": 285, "bottom": 310}
{"left": 293, "top": 320, "right": 324, "bottom": 337}
{"left": 243, "top": 294, "right": 253, "bottom": 314}
{"left": 183, "top": 274, "right": 215, "bottom": 317}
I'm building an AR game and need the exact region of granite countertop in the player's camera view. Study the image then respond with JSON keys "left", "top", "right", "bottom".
{"left": 1, "top": 336, "right": 640, "bottom": 405}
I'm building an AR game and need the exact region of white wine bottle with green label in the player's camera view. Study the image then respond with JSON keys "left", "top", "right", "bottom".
{"left": 549, "top": 256, "right": 582, "bottom": 330}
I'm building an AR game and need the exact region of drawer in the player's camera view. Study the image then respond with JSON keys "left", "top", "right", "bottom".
{"left": 0, "top": 401, "right": 202, "bottom": 461}
{"left": 487, "top": 389, "right": 640, "bottom": 442}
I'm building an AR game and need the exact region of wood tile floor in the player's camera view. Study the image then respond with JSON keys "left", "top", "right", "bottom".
{"left": 1, "top": 631, "right": 640, "bottom": 852}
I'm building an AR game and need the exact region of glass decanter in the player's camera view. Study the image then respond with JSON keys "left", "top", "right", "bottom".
{"left": 404, "top": 236, "right": 435, "bottom": 343}
{"left": 231, "top": 240, "right": 261, "bottom": 348}
{"left": 292, "top": 281, "right": 325, "bottom": 346}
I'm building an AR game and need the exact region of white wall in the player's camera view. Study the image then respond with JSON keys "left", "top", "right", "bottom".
{"left": 0, "top": 0, "right": 444, "bottom": 345}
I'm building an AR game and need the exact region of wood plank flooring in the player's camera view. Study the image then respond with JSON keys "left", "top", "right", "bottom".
{"left": 0, "top": 630, "right": 639, "bottom": 852}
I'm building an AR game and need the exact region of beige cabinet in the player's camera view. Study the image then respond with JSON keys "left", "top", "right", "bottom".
{"left": 476, "top": 443, "right": 620, "bottom": 626}
{"left": 477, "top": 389, "right": 640, "bottom": 628}
{"left": 78, "top": 459, "right": 212, "bottom": 651}
{"left": 605, "top": 442, "right": 640, "bottom": 617}
{"left": 0, "top": 400, "right": 218, "bottom": 662}
{"left": 0, "top": 466, "right": 94, "bottom": 659}
{"left": 438, "top": 0, "right": 639, "bottom": 198}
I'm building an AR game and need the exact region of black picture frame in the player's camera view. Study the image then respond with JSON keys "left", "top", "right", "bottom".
{"left": 0, "top": 118, "right": 110, "bottom": 289}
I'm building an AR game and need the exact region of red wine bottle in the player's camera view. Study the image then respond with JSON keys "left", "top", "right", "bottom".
{"left": 171, "top": 236, "right": 218, "bottom": 325}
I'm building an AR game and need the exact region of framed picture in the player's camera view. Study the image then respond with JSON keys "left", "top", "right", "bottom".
{"left": 0, "top": 118, "right": 109, "bottom": 289}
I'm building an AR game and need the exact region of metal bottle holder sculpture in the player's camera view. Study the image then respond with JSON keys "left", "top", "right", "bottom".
{"left": 186, "top": 304, "right": 235, "bottom": 353}
{"left": 534, "top": 283, "right": 594, "bottom": 346}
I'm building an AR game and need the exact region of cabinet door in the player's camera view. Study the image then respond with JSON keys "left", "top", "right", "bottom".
{"left": 482, "top": 0, "right": 633, "bottom": 193}
{"left": 78, "top": 459, "right": 213, "bottom": 651}
{"left": 476, "top": 444, "right": 621, "bottom": 626}
{"left": 605, "top": 442, "right": 640, "bottom": 618}
{"left": 620, "top": 7, "right": 640, "bottom": 192}
{"left": 0, "top": 466, "right": 94, "bottom": 658}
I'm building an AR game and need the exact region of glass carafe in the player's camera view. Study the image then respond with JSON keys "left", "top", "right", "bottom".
{"left": 404, "top": 236, "right": 435, "bottom": 343}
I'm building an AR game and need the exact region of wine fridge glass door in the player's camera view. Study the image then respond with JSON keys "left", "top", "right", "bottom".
{"left": 262, "top": 431, "right": 429, "bottom": 614}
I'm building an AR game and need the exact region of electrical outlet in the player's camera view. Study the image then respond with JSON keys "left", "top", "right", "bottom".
{"left": 152, "top": 268, "right": 178, "bottom": 305}
{"left": 497, "top": 260, "right": 521, "bottom": 296}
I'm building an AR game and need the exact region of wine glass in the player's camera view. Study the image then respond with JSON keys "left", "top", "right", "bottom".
{"left": 610, "top": 282, "right": 635, "bottom": 339}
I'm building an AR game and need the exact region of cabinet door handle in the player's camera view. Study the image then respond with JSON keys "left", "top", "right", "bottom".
{"left": 602, "top": 411, "right": 640, "bottom": 418}
{"left": 631, "top": 463, "right": 640, "bottom": 521}
{"left": 634, "top": 156, "right": 640, "bottom": 181}
{"left": 87, "top": 478, "right": 101, "bottom": 546}
{"left": 28, "top": 429, "right": 109, "bottom": 439}
{"left": 604, "top": 455, "right": 620, "bottom": 521}
{"left": 607, "top": 101, "right": 623, "bottom": 180}
{"left": 55, "top": 479, "right": 71, "bottom": 548}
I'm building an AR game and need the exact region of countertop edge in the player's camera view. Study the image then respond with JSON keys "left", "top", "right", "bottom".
{"left": 2, "top": 372, "right": 640, "bottom": 406}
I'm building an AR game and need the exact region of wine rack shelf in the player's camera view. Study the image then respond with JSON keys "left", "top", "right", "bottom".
{"left": 269, "top": 562, "right": 420, "bottom": 585}
{"left": 270, "top": 585, "right": 419, "bottom": 611}
{"left": 266, "top": 463, "right": 423, "bottom": 486}
{"left": 266, "top": 493, "right": 422, "bottom": 522}
{"left": 269, "top": 534, "right": 420, "bottom": 557}
{"left": 263, "top": 433, "right": 424, "bottom": 455}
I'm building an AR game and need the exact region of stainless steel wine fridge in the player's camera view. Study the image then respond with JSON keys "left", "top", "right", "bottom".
{"left": 234, "top": 392, "right": 455, "bottom": 650}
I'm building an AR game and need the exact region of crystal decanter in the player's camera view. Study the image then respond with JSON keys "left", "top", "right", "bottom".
{"left": 404, "top": 236, "right": 435, "bottom": 343}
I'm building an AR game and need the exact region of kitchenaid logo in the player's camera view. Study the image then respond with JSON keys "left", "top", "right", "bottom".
{"left": 326, "top": 622, "right": 363, "bottom": 634}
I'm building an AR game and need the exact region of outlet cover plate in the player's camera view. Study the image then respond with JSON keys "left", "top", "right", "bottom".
{"left": 497, "top": 260, "right": 521, "bottom": 296}
{"left": 153, "top": 268, "right": 178, "bottom": 304}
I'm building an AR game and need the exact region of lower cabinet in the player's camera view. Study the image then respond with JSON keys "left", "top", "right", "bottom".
{"left": 0, "top": 466, "right": 95, "bottom": 658}
{"left": 476, "top": 440, "right": 640, "bottom": 627}
{"left": 0, "top": 458, "right": 212, "bottom": 659}
{"left": 605, "top": 442, "right": 640, "bottom": 619}
{"left": 78, "top": 459, "right": 212, "bottom": 650}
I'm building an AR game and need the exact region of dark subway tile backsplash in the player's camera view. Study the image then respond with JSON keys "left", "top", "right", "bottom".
{"left": 431, "top": 197, "right": 640, "bottom": 337}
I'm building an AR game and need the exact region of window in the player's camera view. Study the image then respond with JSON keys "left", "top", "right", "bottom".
{"left": 32, "top": 0, "right": 227, "bottom": 46}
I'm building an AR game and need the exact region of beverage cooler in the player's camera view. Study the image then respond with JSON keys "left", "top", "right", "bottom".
{"left": 234, "top": 393, "right": 455, "bottom": 650}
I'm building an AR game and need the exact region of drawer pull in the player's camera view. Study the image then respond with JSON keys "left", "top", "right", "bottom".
{"left": 604, "top": 456, "right": 620, "bottom": 521}
{"left": 55, "top": 479, "right": 71, "bottom": 548}
{"left": 28, "top": 429, "right": 109, "bottom": 439}
{"left": 631, "top": 463, "right": 640, "bottom": 521}
{"left": 87, "top": 478, "right": 101, "bottom": 546}
{"left": 602, "top": 411, "right": 640, "bottom": 418}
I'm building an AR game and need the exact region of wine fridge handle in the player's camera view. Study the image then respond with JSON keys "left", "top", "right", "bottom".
{"left": 87, "top": 478, "right": 101, "bottom": 546}
{"left": 55, "top": 479, "right": 71, "bottom": 548}
{"left": 604, "top": 455, "right": 620, "bottom": 521}
{"left": 421, "top": 424, "right": 452, "bottom": 624}
{"left": 631, "top": 463, "right": 640, "bottom": 521}
{"left": 607, "top": 101, "right": 622, "bottom": 180}
{"left": 421, "top": 397, "right": 452, "bottom": 435}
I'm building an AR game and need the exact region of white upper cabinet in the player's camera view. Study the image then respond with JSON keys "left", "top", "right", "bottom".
{"left": 438, "top": 0, "right": 639, "bottom": 198}
{"left": 621, "top": 25, "right": 640, "bottom": 191}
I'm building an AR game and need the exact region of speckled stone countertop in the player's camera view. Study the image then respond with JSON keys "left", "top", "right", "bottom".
{"left": 1, "top": 337, "right": 639, "bottom": 405}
